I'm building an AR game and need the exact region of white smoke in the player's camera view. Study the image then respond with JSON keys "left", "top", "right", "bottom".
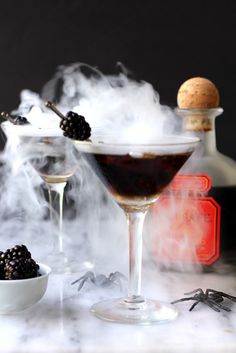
{"left": 41, "top": 62, "right": 181, "bottom": 143}
{"left": 0, "top": 62, "right": 226, "bottom": 278}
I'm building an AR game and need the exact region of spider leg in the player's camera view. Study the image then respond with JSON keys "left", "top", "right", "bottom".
{"left": 208, "top": 293, "right": 224, "bottom": 303}
{"left": 71, "top": 271, "right": 95, "bottom": 290}
{"left": 217, "top": 292, "right": 236, "bottom": 302}
{"left": 214, "top": 302, "right": 231, "bottom": 312}
{"left": 207, "top": 289, "right": 236, "bottom": 302}
{"left": 109, "top": 272, "right": 122, "bottom": 289}
{"left": 184, "top": 288, "right": 204, "bottom": 296}
{"left": 223, "top": 294, "right": 236, "bottom": 302}
{"left": 77, "top": 277, "right": 91, "bottom": 291}
{"left": 189, "top": 301, "right": 200, "bottom": 311}
{"left": 206, "top": 288, "right": 219, "bottom": 294}
{"left": 108, "top": 272, "right": 127, "bottom": 290}
{"left": 108, "top": 272, "right": 118, "bottom": 282}
{"left": 207, "top": 299, "right": 231, "bottom": 312}
{"left": 71, "top": 271, "right": 94, "bottom": 285}
{"left": 203, "top": 299, "right": 221, "bottom": 312}
{"left": 108, "top": 272, "right": 127, "bottom": 281}
{"left": 171, "top": 297, "right": 195, "bottom": 304}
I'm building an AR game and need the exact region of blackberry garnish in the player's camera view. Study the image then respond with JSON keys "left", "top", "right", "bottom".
{"left": 4, "top": 258, "right": 39, "bottom": 280}
{"left": 60, "top": 111, "right": 91, "bottom": 140}
{"left": 14, "top": 116, "right": 29, "bottom": 125}
{"left": 1, "top": 112, "right": 29, "bottom": 125}
{"left": 45, "top": 101, "right": 91, "bottom": 141}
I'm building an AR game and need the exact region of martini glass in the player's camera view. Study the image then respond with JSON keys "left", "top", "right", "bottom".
{"left": 1, "top": 120, "right": 80, "bottom": 272}
{"left": 73, "top": 136, "right": 199, "bottom": 324}
{"left": 29, "top": 135, "right": 79, "bottom": 262}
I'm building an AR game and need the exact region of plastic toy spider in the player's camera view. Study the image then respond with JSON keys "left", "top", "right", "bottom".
{"left": 71, "top": 271, "right": 127, "bottom": 291}
{"left": 171, "top": 288, "right": 236, "bottom": 312}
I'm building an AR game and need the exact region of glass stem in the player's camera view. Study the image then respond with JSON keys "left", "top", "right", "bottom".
{"left": 47, "top": 187, "right": 53, "bottom": 222}
{"left": 47, "top": 182, "right": 67, "bottom": 253}
{"left": 125, "top": 210, "right": 147, "bottom": 302}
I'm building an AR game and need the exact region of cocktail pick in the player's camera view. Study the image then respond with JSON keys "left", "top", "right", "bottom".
{"left": 1, "top": 111, "right": 15, "bottom": 124}
{"left": 45, "top": 101, "right": 65, "bottom": 119}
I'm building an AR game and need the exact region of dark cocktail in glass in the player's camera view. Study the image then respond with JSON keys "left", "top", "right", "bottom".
{"left": 73, "top": 136, "right": 199, "bottom": 324}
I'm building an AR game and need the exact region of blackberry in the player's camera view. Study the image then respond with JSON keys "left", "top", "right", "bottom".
{"left": 4, "top": 258, "right": 39, "bottom": 280}
{"left": 14, "top": 116, "right": 29, "bottom": 125}
{"left": 0, "top": 244, "right": 40, "bottom": 280}
{"left": 4, "top": 244, "right": 31, "bottom": 261}
{"left": 60, "top": 111, "right": 91, "bottom": 140}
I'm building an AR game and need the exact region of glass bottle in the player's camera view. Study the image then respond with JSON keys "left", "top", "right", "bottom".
{"left": 176, "top": 108, "right": 236, "bottom": 270}
{"left": 149, "top": 107, "right": 236, "bottom": 272}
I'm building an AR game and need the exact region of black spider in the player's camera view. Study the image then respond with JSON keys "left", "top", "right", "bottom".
{"left": 71, "top": 271, "right": 127, "bottom": 291}
{"left": 171, "top": 288, "right": 236, "bottom": 312}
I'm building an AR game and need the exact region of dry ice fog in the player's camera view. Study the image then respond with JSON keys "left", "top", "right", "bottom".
{"left": 0, "top": 63, "right": 217, "bottom": 283}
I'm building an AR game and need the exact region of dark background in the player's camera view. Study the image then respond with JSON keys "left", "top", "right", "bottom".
{"left": 0, "top": 0, "right": 235, "bottom": 159}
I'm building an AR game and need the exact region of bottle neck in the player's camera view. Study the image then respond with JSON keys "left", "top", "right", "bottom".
{"left": 175, "top": 108, "right": 223, "bottom": 157}
{"left": 188, "top": 119, "right": 217, "bottom": 156}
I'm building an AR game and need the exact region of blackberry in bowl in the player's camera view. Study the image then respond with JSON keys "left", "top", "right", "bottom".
{"left": 0, "top": 245, "right": 51, "bottom": 313}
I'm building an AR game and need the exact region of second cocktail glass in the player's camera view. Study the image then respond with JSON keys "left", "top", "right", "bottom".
{"left": 1, "top": 121, "right": 80, "bottom": 273}
{"left": 29, "top": 135, "right": 80, "bottom": 272}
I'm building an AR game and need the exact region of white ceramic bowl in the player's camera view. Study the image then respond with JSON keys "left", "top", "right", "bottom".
{"left": 0, "top": 263, "right": 51, "bottom": 314}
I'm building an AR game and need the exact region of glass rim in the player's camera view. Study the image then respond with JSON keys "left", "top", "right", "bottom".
{"left": 73, "top": 135, "right": 200, "bottom": 148}
{"left": 1, "top": 121, "right": 63, "bottom": 137}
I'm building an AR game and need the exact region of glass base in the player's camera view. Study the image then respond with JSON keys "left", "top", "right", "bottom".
{"left": 90, "top": 297, "right": 178, "bottom": 325}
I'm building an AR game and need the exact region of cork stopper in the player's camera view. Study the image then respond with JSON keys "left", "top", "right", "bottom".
{"left": 177, "top": 77, "right": 220, "bottom": 109}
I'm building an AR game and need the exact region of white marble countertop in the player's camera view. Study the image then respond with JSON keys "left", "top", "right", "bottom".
{"left": 0, "top": 268, "right": 236, "bottom": 353}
